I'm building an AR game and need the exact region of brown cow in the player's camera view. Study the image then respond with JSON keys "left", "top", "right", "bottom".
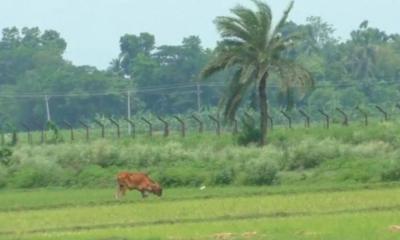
{"left": 115, "top": 172, "right": 162, "bottom": 200}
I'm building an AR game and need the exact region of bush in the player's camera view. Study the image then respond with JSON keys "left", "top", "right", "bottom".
{"left": 88, "top": 141, "right": 123, "bottom": 168}
{"left": 382, "top": 161, "right": 400, "bottom": 182}
{"left": 0, "top": 166, "right": 7, "bottom": 188}
{"left": 288, "top": 138, "right": 341, "bottom": 170}
{"left": 237, "top": 116, "right": 262, "bottom": 146}
{"left": 157, "top": 167, "right": 208, "bottom": 187}
{"left": 77, "top": 165, "right": 114, "bottom": 187}
{"left": 240, "top": 158, "right": 278, "bottom": 185}
{"left": 0, "top": 147, "right": 12, "bottom": 166}
{"left": 214, "top": 167, "right": 235, "bottom": 185}
{"left": 10, "top": 162, "right": 65, "bottom": 188}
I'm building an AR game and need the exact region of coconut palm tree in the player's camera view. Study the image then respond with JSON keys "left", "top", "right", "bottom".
{"left": 201, "top": 0, "right": 313, "bottom": 146}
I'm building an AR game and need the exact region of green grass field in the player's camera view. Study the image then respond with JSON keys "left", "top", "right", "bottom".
{"left": 2, "top": 183, "right": 400, "bottom": 240}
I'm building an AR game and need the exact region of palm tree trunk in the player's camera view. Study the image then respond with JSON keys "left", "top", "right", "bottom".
{"left": 258, "top": 73, "right": 268, "bottom": 146}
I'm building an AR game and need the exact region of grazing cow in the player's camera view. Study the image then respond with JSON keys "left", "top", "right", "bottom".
{"left": 115, "top": 172, "right": 162, "bottom": 200}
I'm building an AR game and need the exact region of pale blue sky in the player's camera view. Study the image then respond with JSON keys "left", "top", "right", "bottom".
{"left": 1, "top": 0, "right": 399, "bottom": 69}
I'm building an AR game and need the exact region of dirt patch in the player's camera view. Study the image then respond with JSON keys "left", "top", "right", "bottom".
{"left": 389, "top": 225, "right": 400, "bottom": 232}
{"left": 213, "top": 232, "right": 235, "bottom": 240}
{"left": 241, "top": 231, "right": 257, "bottom": 238}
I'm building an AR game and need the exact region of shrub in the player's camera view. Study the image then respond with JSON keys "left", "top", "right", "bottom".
{"left": 237, "top": 116, "right": 262, "bottom": 146}
{"left": 157, "top": 167, "right": 208, "bottom": 187}
{"left": 88, "top": 141, "right": 123, "bottom": 168}
{"left": 214, "top": 167, "right": 235, "bottom": 185}
{"left": 0, "top": 147, "right": 12, "bottom": 166}
{"left": 240, "top": 158, "right": 278, "bottom": 185}
{"left": 77, "top": 165, "right": 114, "bottom": 187}
{"left": 382, "top": 160, "right": 400, "bottom": 182}
{"left": 288, "top": 138, "right": 341, "bottom": 170}
{"left": 10, "top": 162, "right": 65, "bottom": 188}
{"left": 0, "top": 166, "right": 7, "bottom": 188}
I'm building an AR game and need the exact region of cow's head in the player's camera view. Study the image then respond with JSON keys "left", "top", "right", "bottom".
{"left": 151, "top": 183, "right": 162, "bottom": 197}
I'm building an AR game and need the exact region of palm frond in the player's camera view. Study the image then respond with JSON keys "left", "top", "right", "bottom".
{"left": 214, "top": 16, "right": 252, "bottom": 43}
{"left": 220, "top": 68, "right": 255, "bottom": 121}
{"left": 251, "top": 0, "right": 273, "bottom": 46}
{"left": 277, "top": 60, "right": 314, "bottom": 97}
{"left": 269, "top": 1, "right": 294, "bottom": 41}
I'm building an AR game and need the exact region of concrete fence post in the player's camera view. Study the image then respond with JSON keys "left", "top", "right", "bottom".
{"left": 63, "top": 120, "right": 74, "bottom": 141}
{"left": 141, "top": 117, "right": 153, "bottom": 137}
{"left": 266, "top": 113, "right": 273, "bottom": 130}
{"left": 93, "top": 119, "right": 105, "bottom": 138}
{"left": 355, "top": 106, "right": 368, "bottom": 127}
{"left": 318, "top": 109, "right": 330, "bottom": 129}
{"left": 191, "top": 114, "right": 203, "bottom": 133}
{"left": 233, "top": 119, "right": 238, "bottom": 134}
{"left": 108, "top": 118, "right": 120, "bottom": 138}
{"left": 21, "top": 123, "right": 32, "bottom": 144}
{"left": 280, "top": 111, "right": 292, "bottom": 129}
{"left": 157, "top": 116, "right": 169, "bottom": 137}
{"left": 174, "top": 116, "right": 185, "bottom": 137}
{"left": 375, "top": 105, "right": 388, "bottom": 121}
{"left": 209, "top": 115, "right": 220, "bottom": 136}
{"left": 335, "top": 107, "right": 349, "bottom": 126}
{"left": 124, "top": 118, "right": 135, "bottom": 138}
{"left": 79, "top": 120, "right": 89, "bottom": 141}
{"left": 298, "top": 109, "right": 310, "bottom": 128}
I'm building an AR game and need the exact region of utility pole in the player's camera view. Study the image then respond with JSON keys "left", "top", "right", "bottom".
{"left": 127, "top": 90, "right": 131, "bottom": 135}
{"left": 44, "top": 95, "right": 51, "bottom": 122}
{"left": 196, "top": 83, "right": 201, "bottom": 112}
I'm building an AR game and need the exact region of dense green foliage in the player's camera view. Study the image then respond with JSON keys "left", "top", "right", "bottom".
{"left": 0, "top": 122, "right": 399, "bottom": 189}
{"left": 0, "top": 14, "right": 400, "bottom": 130}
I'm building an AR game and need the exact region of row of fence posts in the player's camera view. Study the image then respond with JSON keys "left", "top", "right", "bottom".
{"left": 0, "top": 114, "right": 228, "bottom": 144}
{"left": 0, "top": 104, "right": 398, "bottom": 145}
{"left": 275, "top": 105, "right": 392, "bottom": 130}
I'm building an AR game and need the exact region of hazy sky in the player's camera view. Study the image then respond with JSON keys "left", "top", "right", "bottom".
{"left": 1, "top": 0, "right": 399, "bottom": 69}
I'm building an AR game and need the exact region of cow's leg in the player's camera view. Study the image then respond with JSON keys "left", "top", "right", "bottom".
{"left": 141, "top": 190, "right": 148, "bottom": 198}
{"left": 120, "top": 185, "right": 127, "bottom": 197}
{"left": 115, "top": 184, "right": 126, "bottom": 200}
{"left": 115, "top": 184, "right": 121, "bottom": 200}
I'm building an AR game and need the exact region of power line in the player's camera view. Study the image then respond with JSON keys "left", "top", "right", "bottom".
{"left": 0, "top": 80, "right": 399, "bottom": 99}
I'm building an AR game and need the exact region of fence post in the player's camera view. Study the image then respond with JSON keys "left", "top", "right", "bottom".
{"left": 0, "top": 128, "right": 4, "bottom": 145}
{"left": 63, "top": 120, "right": 74, "bottom": 141}
{"left": 33, "top": 121, "right": 45, "bottom": 144}
{"left": 5, "top": 123, "right": 18, "bottom": 145}
{"left": 233, "top": 119, "right": 238, "bottom": 135}
{"left": 209, "top": 115, "right": 220, "bottom": 136}
{"left": 375, "top": 105, "right": 388, "bottom": 121}
{"left": 93, "top": 119, "right": 105, "bottom": 138}
{"left": 355, "top": 106, "right": 368, "bottom": 127}
{"left": 244, "top": 112, "right": 256, "bottom": 130}
{"left": 157, "top": 116, "right": 169, "bottom": 137}
{"left": 174, "top": 116, "right": 186, "bottom": 137}
{"left": 191, "top": 114, "right": 203, "bottom": 133}
{"left": 21, "top": 123, "right": 32, "bottom": 144}
{"left": 79, "top": 120, "right": 89, "bottom": 141}
{"left": 280, "top": 111, "right": 292, "bottom": 129}
{"left": 335, "top": 107, "right": 349, "bottom": 126}
{"left": 298, "top": 109, "right": 310, "bottom": 128}
{"left": 109, "top": 118, "right": 120, "bottom": 138}
{"left": 318, "top": 109, "right": 330, "bottom": 129}
{"left": 244, "top": 112, "right": 255, "bottom": 123}
{"left": 124, "top": 118, "right": 135, "bottom": 138}
{"left": 141, "top": 117, "right": 153, "bottom": 137}
{"left": 266, "top": 113, "right": 273, "bottom": 130}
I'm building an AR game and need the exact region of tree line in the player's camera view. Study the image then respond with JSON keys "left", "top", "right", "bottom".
{"left": 0, "top": 14, "right": 399, "bottom": 129}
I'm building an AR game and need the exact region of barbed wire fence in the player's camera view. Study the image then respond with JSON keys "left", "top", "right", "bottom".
{"left": 0, "top": 80, "right": 400, "bottom": 145}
